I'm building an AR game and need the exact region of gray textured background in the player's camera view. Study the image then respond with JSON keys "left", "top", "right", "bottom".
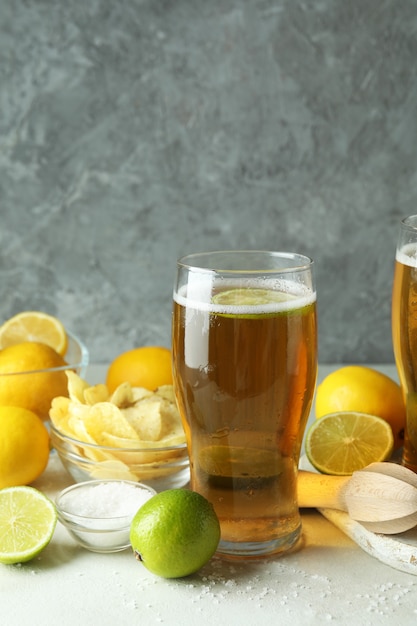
{"left": 1, "top": 0, "right": 416, "bottom": 365}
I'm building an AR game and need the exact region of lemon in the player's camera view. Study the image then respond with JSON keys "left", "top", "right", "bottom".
{"left": 0, "top": 486, "right": 57, "bottom": 564}
{"left": 0, "top": 406, "right": 50, "bottom": 488}
{"left": 106, "top": 346, "right": 173, "bottom": 393}
{"left": 212, "top": 288, "right": 294, "bottom": 306}
{"left": 199, "top": 445, "right": 280, "bottom": 477}
{"left": 130, "top": 489, "right": 220, "bottom": 578}
{"left": 211, "top": 287, "right": 302, "bottom": 319}
{"left": 0, "top": 311, "right": 68, "bottom": 356}
{"left": 315, "top": 366, "right": 406, "bottom": 450}
{"left": 0, "top": 342, "right": 68, "bottom": 419}
{"left": 305, "top": 411, "right": 394, "bottom": 475}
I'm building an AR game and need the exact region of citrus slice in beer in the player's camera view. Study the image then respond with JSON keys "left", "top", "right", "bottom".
{"left": 212, "top": 288, "right": 292, "bottom": 306}
{"left": 305, "top": 411, "right": 394, "bottom": 476}
{"left": 211, "top": 288, "right": 300, "bottom": 319}
{"left": 199, "top": 445, "right": 282, "bottom": 488}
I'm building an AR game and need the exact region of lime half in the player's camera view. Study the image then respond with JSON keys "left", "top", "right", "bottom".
{"left": 305, "top": 411, "right": 394, "bottom": 475}
{"left": 199, "top": 445, "right": 281, "bottom": 478}
{"left": 212, "top": 288, "right": 293, "bottom": 306}
{"left": 0, "top": 486, "right": 57, "bottom": 564}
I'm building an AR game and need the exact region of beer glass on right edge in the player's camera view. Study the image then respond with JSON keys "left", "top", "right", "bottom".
{"left": 392, "top": 215, "right": 417, "bottom": 471}
{"left": 172, "top": 251, "right": 317, "bottom": 559}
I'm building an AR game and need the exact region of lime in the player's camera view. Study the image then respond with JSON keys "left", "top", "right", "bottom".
{"left": 130, "top": 489, "right": 220, "bottom": 578}
{"left": 199, "top": 445, "right": 281, "bottom": 476}
{"left": 0, "top": 486, "right": 57, "bottom": 564}
{"left": 199, "top": 445, "right": 282, "bottom": 489}
{"left": 305, "top": 411, "right": 394, "bottom": 475}
{"left": 212, "top": 288, "right": 292, "bottom": 306}
{"left": 211, "top": 287, "right": 310, "bottom": 319}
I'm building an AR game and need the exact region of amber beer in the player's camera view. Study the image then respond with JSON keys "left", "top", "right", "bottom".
{"left": 392, "top": 240, "right": 417, "bottom": 471}
{"left": 172, "top": 253, "right": 317, "bottom": 558}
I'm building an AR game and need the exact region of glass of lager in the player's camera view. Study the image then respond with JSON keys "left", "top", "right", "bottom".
{"left": 392, "top": 215, "right": 417, "bottom": 471}
{"left": 172, "top": 251, "right": 317, "bottom": 558}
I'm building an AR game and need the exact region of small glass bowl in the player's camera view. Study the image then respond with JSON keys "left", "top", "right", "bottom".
{"left": 51, "top": 424, "right": 190, "bottom": 492}
{"left": 56, "top": 479, "right": 156, "bottom": 553}
{"left": 62, "top": 330, "right": 89, "bottom": 379}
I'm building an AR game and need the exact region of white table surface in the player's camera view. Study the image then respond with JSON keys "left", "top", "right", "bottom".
{"left": 2, "top": 364, "right": 417, "bottom": 626}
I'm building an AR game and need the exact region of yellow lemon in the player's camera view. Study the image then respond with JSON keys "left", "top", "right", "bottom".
{"left": 0, "top": 342, "right": 68, "bottom": 419}
{"left": 0, "top": 311, "right": 68, "bottom": 356}
{"left": 106, "top": 346, "right": 173, "bottom": 393}
{"left": 305, "top": 411, "right": 394, "bottom": 475}
{"left": 315, "top": 366, "right": 405, "bottom": 450}
{"left": 0, "top": 406, "right": 50, "bottom": 488}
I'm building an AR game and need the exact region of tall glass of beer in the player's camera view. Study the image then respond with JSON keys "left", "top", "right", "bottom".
{"left": 172, "top": 251, "right": 317, "bottom": 558}
{"left": 392, "top": 215, "right": 417, "bottom": 471}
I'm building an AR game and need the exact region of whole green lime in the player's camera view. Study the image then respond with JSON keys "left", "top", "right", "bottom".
{"left": 130, "top": 489, "right": 220, "bottom": 578}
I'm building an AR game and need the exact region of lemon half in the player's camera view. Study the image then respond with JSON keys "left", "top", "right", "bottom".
{"left": 305, "top": 411, "right": 394, "bottom": 475}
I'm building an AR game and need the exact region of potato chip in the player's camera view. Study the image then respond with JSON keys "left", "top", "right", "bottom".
{"left": 99, "top": 431, "right": 184, "bottom": 450}
{"left": 68, "top": 413, "right": 96, "bottom": 444}
{"left": 98, "top": 436, "right": 160, "bottom": 464}
{"left": 50, "top": 397, "right": 73, "bottom": 436}
{"left": 89, "top": 459, "right": 138, "bottom": 481}
{"left": 131, "top": 386, "right": 153, "bottom": 403}
{"left": 159, "top": 400, "right": 185, "bottom": 440}
{"left": 68, "top": 414, "right": 116, "bottom": 463}
{"left": 114, "top": 448, "right": 180, "bottom": 466}
{"left": 85, "top": 402, "right": 139, "bottom": 444}
{"left": 95, "top": 434, "right": 183, "bottom": 465}
{"left": 98, "top": 433, "right": 140, "bottom": 448}
{"left": 50, "top": 395, "right": 71, "bottom": 416}
{"left": 66, "top": 370, "right": 90, "bottom": 403}
{"left": 69, "top": 401, "right": 91, "bottom": 418}
{"left": 123, "top": 397, "right": 163, "bottom": 441}
{"left": 110, "top": 381, "right": 134, "bottom": 408}
{"left": 84, "top": 383, "right": 109, "bottom": 405}
{"left": 158, "top": 433, "right": 188, "bottom": 447}
{"left": 155, "top": 385, "right": 177, "bottom": 403}
{"left": 95, "top": 440, "right": 186, "bottom": 471}
{"left": 78, "top": 442, "right": 113, "bottom": 463}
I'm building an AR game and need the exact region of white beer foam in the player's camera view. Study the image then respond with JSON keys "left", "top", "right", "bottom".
{"left": 396, "top": 243, "right": 417, "bottom": 268}
{"left": 174, "top": 279, "right": 316, "bottom": 314}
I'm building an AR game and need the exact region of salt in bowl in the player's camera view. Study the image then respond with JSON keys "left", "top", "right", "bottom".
{"left": 55, "top": 479, "right": 156, "bottom": 553}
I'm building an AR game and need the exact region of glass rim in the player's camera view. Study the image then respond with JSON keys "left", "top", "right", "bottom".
{"left": 177, "top": 250, "right": 314, "bottom": 274}
{"left": 401, "top": 215, "right": 417, "bottom": 231}
{"left": 0, "top": 330, "right": 89, "bottom": 376}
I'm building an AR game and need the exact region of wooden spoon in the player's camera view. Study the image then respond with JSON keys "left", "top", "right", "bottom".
{"left": 297, "top": 462, "right": 417, "bottom": 534}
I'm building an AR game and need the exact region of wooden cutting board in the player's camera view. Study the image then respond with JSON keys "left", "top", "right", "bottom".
{"left": 299, "top": 455, "right": 417, "bottom": 575}
{"left": 318, "top": 508, "right": 417, "bottom": 575}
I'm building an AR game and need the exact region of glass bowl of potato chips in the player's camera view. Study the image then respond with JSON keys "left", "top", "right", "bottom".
{"left": 49, "top": 372, "right": 190, "bottom": 491}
